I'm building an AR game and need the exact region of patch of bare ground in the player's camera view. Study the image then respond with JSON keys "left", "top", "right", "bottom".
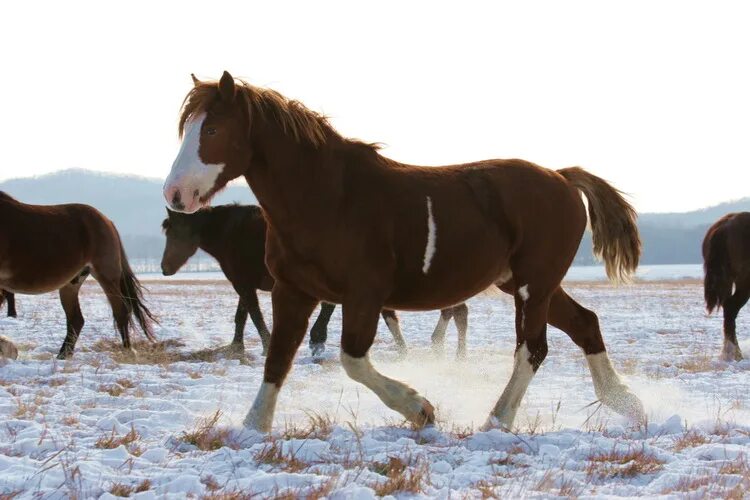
{"left": 676, "top": 354, "right": 723, "bottom": 373}
{"left": 92, "top": 338, "right": 185, "bottom": 364}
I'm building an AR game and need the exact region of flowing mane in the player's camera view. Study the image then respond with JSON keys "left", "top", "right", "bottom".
{"left": 179, "top": 78, "right": 332, "bottom": 147}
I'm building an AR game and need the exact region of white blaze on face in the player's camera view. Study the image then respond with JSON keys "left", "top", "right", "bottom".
{"left": 163, "top": 113, "right": 225, "bottom": 213}
{"left": 422, "top": 196, "right": 437, "bottom": 274}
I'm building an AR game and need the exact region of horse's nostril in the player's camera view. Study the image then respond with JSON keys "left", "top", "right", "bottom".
{"left": 172, "top": 190, "right": 182, "bottom": 204}
{"left": 193, "top": 189, "right": 200, "bottom": 199}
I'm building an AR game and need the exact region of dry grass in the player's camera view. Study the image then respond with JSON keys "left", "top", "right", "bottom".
{"left": 92, "top": 338, "right": 185, "bottom": 364}
{"left": 180, "top": 410, "right": 236, "bottom": 451}
{"left": 673, "top": 429, "right": 710, "bottom": 452}
{"left": 254, "top": 439, "right": 307, "bottom": 472}
{"left": 370, "top": 456, "right": 429, "bottom": 496}
{"left": 98, "top": 384, "right": 125, "bottom": 397}
{"left": 586, "top": 445, "right": 665, "bottom": 479}
{"left": 13, "top": 397, "right": 37, "bottom": 420}
{"left": 61, "top": 415, "right": 79, "bottom": 426}
{"left": 280, "top": 411, "right": 335, "bottom": 441}
{"left": 676, "top": 354, "right": 721, "bottom": 373}
{"left": 108, "top": 479, "right": 152, "bottom": 497}
{"left": 95, "top": 426, "right": 143, "bottom": 456}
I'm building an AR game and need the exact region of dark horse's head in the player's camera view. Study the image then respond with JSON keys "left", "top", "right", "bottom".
{"left": 163, "top": 71, "right": 330, "bottom": 213}
{"left": 160, "top": 208, "right": 204, "bottom": 275}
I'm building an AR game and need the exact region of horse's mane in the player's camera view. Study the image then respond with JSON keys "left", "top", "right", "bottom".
{"left": 178, "top": 78, "right": 380, "bottom": 151}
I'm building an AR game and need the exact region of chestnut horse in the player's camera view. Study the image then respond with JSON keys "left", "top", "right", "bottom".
{"left": 0, "top": 290, "right": 16, "bottom": 317}
{"left": 703, "top": 212, "right": 750, "bottom": 361}
{"left": 0, "top": 192, "right": 156, "bottom": 359}
{"left": 163, "top": 72, "right": 644, "bottom": 432}
{"left": 160, "top": 205, "right": 469, "bottom": 357}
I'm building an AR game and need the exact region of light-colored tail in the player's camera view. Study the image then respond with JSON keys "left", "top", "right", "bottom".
{"left": 558, "top": 167, "right": 641, "bottom": 283}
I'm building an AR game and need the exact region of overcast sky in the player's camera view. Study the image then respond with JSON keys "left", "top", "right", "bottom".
{"left": 1, "top": 1, "right": 748, "bottom": 212}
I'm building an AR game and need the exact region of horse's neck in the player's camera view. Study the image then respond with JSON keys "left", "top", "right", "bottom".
{"left": 196, "top": 213, "right": 228, "bottom": 260}
{"left": 246, "top": 135, "right": 344, "bottom": 242}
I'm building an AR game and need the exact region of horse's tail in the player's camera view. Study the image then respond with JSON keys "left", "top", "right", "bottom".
{"left": 118, "top": 239, "right": 158, "bottom": 341}
{"left": 558, "top": 167, "right": 641, "bottom": 283}
{"left": 703, "top": 220, "right": 732, "bottom": 314}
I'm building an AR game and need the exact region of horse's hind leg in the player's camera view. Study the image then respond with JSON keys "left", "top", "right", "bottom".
{"left": 721, "top": 281, "right": 749, "bottom": 361}
{"left": 57, "top": 282, "right": 85, "bottom": 359}
{"left": 5, "top": 291, "right": 16, "bottom": 318}
{"left": 241, "top": 290, "right": 270, "bottom": 355}
{"left": 309, "top": 302, "right": 335, "bottom": 356}
{"left": 431, "top": 308, "right": 453, "bottom": 355}
{"left": 453, "top": 303, "right": 469, "bottom": 359}
{"left": 485, "top": 285, "right": 551, "bottom": 430}
{"left": 381, "top": 309, "right": 408, "bottom": 356}
{"left": 547, "top": 286, "right": 645, "bottom": 421}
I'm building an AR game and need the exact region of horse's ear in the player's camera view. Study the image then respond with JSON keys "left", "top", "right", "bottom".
{"left": 219, "top": 71, "right": 236, "bottom": 103}
{"left": 191, "top": 73, "right": 200, "bottom": 86}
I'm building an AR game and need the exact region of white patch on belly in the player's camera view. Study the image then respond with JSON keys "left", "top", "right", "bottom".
{"left": 163, "top": 112, "right": 225, "bottom": 213}
{"left": 422, "top": 196, "right": 437, "bottom": 274}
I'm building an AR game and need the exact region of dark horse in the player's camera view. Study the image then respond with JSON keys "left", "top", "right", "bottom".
{"left": 160, "top": 205, "right": 469, "bottom": 356}
{"left": 163, "top": 72, "right": 643, "bottom": 432}
{"left": 0, "top": 290, "right": 16, "bottom": 317}
{"left": 703, "top": 212, "right": 750, "bottom": 361}
{"left": 0, "top": 192, "right": 156, "bottom": 359}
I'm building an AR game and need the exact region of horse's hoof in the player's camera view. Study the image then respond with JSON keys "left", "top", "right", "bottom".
{"left": 242, "top": 409, "right": 272, "bottom": 433}
{"left": 411, "top": 398, "right": 435, "bottom": 428}
{"left": 720, "top": 342, "right": 743, "bottom": 362}
{"left": 310, "top": 343, "right": 325, "bottom": 357}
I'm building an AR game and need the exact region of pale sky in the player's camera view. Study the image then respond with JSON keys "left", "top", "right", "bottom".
{"left": 1, "top": 0, "right": 748, "bottom": 213}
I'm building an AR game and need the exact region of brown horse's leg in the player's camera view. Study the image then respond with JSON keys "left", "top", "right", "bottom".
{"left": 243, "top": 283, "right": 318, "bottom": 431}
{"left": 721, "top": 283, "right": 749, "bottom": 361}
{"left": 57, "top": 282, "right": 85, "bottom": 359}
{"left": 6, "top": 292, "right": 17, "bottom": 318}
{"left": 309, "top": 302, "right": 336, "bottom": 356}
{"left": 231, "top": 298, "right": 248, "bottom": 348}
{"left": 547, "top": 287, "right": 645, "bottom": 421}
{"left": 341, "top": 299, "right": 434, "bottom": 427}
{"left": 453, "top": 303, "right": 469, "bottom": 359}
{"left": 431, "top": 307, "right": 454, "bottom": 355}
{"left": 485, "top": 285, "right": 551, "bottom": 430}
{"left": 242, "top": 290, "right": 271, "bottom": 355}
{"left": 381, "top": 309, "right": 408, "bottom": 356}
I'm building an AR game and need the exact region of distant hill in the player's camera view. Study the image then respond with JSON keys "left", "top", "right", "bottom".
{"left": 1, "top": 169, "right": 748, "bottom": 268}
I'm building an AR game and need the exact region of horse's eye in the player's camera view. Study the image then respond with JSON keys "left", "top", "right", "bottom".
{"left": 205, "top": 127, "right": 217, "bottom": 136}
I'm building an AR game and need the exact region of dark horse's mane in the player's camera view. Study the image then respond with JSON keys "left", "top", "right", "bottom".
{"left": 178, "top": 78, "right": 381, "bottom": 151}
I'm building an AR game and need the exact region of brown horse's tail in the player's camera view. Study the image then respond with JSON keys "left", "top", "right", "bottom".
{"left": 703, "top": 221, "right": 732, "bottom": 314}
{"left": 558, "top": 167, "right": 641, "bottom": 283}
{"left": 118, "top": 240, "right": 158, "bottom": 341}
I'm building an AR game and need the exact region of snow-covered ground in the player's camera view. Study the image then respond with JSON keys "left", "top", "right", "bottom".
{"left": 1, "top": 277, "right": 749, "bottom": 498}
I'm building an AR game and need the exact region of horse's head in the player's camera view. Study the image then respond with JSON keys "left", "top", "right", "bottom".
{"left": 163, "top": 71, "right": 251, "bottom": 213}
{"left": 160, "top": 208, "right": 204, "bottom": 275}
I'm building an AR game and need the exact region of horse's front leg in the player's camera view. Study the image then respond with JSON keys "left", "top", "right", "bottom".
{"left": 243, "top": 283, "right": 318, "bottom": 432}
{"left": 341, "top": 297, "right": 434, "bottom": 427}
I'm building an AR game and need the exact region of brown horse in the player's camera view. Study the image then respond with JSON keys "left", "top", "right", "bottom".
{"left": 0, "top": 192, "right": 156, "bottom": 359}
{"left": 0, "top": 290, "right": 16, "bottom": 317}
{"left": 163, "top": 72, "right": 644, "bottom": 432}
{"left": 161, "top": 205, "right": 469, "bottom": 357}
{"left": 703, "top": 212, "right": 750, "bottom": 361}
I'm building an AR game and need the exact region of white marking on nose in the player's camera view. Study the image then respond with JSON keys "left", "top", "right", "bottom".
{"left": 422, "top": 196, "right": 437, "bottom": 274}
{"left": 163, "top": 112, "right": 225, "bottom": 213}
